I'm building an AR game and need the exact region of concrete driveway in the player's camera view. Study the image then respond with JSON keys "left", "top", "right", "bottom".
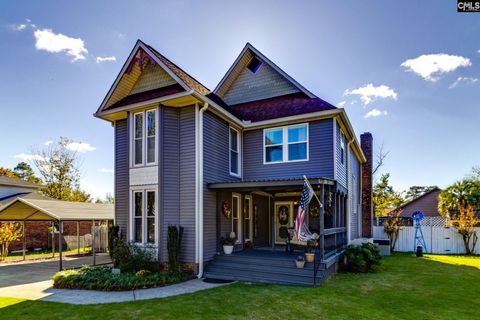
{"left": 0, "top": 254, "right": 111, "bottom": 300}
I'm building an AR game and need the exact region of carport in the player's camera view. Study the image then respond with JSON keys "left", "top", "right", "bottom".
{"left": 0, "top": 198, "right": 114, "bottom": 270}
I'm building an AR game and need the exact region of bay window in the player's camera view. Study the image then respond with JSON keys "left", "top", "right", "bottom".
{"left": 264, "top": 124, "right": 308, "bottom": 163}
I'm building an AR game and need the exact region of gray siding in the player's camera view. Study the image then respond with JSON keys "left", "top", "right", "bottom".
{"left": 179, "top": 107, "right": 196, "bottom": 262}
{"left": 203, "top": 111, "right": 241, "bottom": 261}
{"left": 335, "top": 120, "right": 347, "bottom": 189}
{"left": 222, "top": 61, "right": 300, "bottom": 105}
{"left": 349, "top": 147, "right": 361, "bottom": 240}
{"left": 159, "top": 107, "right": 181, "bottom": 261}
{"left": 114, "top": 118, "right": 129, "bottom": 240}
{"left": 243, "top": 119, "right": 334, "bottom": 180}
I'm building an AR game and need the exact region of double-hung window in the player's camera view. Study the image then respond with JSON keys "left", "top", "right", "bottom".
{"left": 132, "top": 189, "right": 156, "bottom": 244}
{"left": 133, "top": 109, "right": 156, "bottom": 166}
{"left": 264, "top": 124, "right": 308, "bottom": 163}
{"left": 229, "top": 127, "right": 241, "bottom": 176}
{"left": 340, "top": 134, "right": 345, "bottom": 165}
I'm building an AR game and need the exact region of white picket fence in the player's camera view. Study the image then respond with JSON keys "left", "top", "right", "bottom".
{"left": 373, "top": 217, "right": 480, "bottom": 255}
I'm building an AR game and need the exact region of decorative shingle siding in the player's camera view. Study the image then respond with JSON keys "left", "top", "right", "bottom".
{"left": 335, "top": 121, "right": 347, "bottom": 189}
{"left": 160, "top": 107, "right": 181, "bottom": 262}
{"left": 179, "top": 107, "right": 196, "bottom": 262}
{"left": 222, "top": 61, "right": 300, "bottom": 105}
{"left": 203, "top": 111, "right": 241, "bottom": 261}
{"left": 349, "top": 147, "right": 361, "bottom": 240}
{"left": 130, "top": 63, "right": 176, "bottom": 95}
{"left": 243, "top": 119, "right": 334, "bottom": 180}
{"left": 114, "top": 118, "right": 129, "bottom": 240}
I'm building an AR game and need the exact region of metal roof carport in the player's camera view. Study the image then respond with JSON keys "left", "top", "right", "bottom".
{"left": 0, "top": 198, "right": 114, "bottom": 270}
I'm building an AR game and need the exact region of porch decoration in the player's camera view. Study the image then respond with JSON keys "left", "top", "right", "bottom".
{"left": 295, "top": 255, "right": 305, "bottom": 269}
{"left": 294, "top": 176, "right": 323, "bottom": 242}
{"left": 412, "top": 211, "right": 428, "bottom": 253}
{"left": 222, "top": 200, "right": 232, "bottom": 218}
{"left": 305, "top": 238, "right": 318, "bottom": 263}
{"left": 220, "top": 232, "right": 236, "bottom": 255}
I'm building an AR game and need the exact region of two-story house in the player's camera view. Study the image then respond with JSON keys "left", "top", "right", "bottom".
{"left": 95, "top": 40, "right": 373, "bottom": 285}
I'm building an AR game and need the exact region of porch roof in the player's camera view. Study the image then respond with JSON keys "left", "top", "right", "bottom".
{"left": 207, "top": 177, "right": 336, "bottom": 191}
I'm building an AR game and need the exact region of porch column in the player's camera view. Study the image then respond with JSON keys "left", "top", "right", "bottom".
{"left": 319, "top": 185, "right": 325, "bottom": 260}
{"left": 77, "top": 221, "right": 80, "bottom": 256}
{"left": 92, "top": 220, "right": 96, "bottom": 266}
{"left": 22, "top": 221, "right": 26, "bottom": 261}
{"left": 58, "top": 220, "right": 63, "bottom": 271}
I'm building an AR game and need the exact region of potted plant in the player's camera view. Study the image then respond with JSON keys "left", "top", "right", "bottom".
{"left": 305, "top": 238, "right": 318, "bottom": 263}
{"left": 295, "top": 255, "right": 305, "bottom": 268}
{"left": 221, "top": 232, "right": 236, "bottom": 255}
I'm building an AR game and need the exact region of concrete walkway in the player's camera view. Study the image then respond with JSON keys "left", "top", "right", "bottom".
{"left": 0, "top": 257, "right": 230, "bottom": 304}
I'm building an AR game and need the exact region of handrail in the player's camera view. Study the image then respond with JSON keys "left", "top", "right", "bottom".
{"left": 324, "top": 227, "right": 347, "bottom": 236}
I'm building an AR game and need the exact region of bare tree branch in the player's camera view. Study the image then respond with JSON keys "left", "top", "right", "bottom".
{"left": 372, "top": 143, "right": 389, "bottom": 176}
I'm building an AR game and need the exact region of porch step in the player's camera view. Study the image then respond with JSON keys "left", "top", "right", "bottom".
{"left": 204, "top": 251, "right": 335, "bottom": 286}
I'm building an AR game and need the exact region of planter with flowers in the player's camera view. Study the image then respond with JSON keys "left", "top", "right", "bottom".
{"left": 295, "top": 255, "right": 305, "bottom": 268}
{"left": 220, "top": 232, "right": 236, "bottom": 255}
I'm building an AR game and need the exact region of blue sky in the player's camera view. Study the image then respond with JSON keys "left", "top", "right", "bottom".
{"left": 1, "top": 1, "right": 479, "bottom": 199}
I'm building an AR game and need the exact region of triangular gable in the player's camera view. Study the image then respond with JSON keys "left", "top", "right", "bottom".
{"left": 96, "top": 40, "right": 210, "bottom": 114}
{"left": 214, "top": 43, "right": 316, "bottom": 105}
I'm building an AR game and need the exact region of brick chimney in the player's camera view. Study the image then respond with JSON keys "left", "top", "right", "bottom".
{"left": 360, "top": 132, "right": 373, "bottom": 238}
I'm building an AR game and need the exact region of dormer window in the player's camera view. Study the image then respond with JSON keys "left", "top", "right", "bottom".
{"left": 247, "top": 56, "right": 262, "bottom": 74}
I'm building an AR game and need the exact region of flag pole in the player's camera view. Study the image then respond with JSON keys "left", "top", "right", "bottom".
{"left": 303, "top": 175, "right": 323, "bottom": 207}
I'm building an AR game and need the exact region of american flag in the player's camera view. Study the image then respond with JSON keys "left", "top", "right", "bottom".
{"left": 295, "top": 179, "right": 315, "bottom": 241}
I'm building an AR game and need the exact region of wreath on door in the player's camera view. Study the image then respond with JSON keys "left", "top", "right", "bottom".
{"left": 223, "top": 200, "right": 232, "bottom": 218}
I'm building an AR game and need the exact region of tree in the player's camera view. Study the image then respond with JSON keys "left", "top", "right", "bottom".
{"left": 372, "top": 143, "right": 389, "bottom": 176}
{"left": 0, "top": 222, "right": 23, "bottom": 261}
{"left": 31, "top": 137, "right": 91, "bottom": 202}
{"left": 0, "top": 167, "right": 18, "bottom": 178}
{"left": 468, "top": 166, "right": 480, "bottom": 181}
{"left": 383, "top": 211, "right": 404, "bottom": 251}
{"left": 13, "top": 162, "right": 42, "bottom": 184}
{"left": 95, "top": 193, "right": 114, "bottom": 204}
{"left": 449, "top": 206, "right": 480, "bottom": 255}
{"left": 373, "top": 173, "right": 404, "bottom": 217}
{"left": 405, "top": 186, "right": 437, "bottom": 201}
{"left": 438, "top": 179, "right": 480, "bottom": 216}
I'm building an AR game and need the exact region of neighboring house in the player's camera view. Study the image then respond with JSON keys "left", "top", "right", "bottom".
{"left": 381, "top": 188, "right": 442, "bottom": 226}
{"left": 94, "top": 40, "right": 374, "bottom": 283}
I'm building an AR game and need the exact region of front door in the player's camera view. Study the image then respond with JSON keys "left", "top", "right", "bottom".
{"left": 274, "top": 201, "right": 294, "bottom": 244}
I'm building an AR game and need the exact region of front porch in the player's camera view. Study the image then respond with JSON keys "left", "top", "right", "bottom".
{"left": 205, "top": 177, "right": 348, "bottom": 285}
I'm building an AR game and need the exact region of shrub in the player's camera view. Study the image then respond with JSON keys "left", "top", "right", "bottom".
{"left": 108, "top": 225, "right": 120, "bottom": 260}
{"left": 52, "top": 266, "right": 193, "bottom": 291}
{"left": 111, "top": 241, "right": 156, "bottom": 273}
{"left": 344, "top": 242, "right": 382, "bottom": 273}
{"left": 167, "top": 225, "right": 184, "bottom": 272}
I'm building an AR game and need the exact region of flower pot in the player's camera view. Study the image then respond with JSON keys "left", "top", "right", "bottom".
{"left": 223, "top": 245, "right": 234, "bottom": 255}
{"left": 305, "top": 253, "right": 315, "bottom": 263}
{"left": 295, "top": 260, "right": 305, "bottom": 269}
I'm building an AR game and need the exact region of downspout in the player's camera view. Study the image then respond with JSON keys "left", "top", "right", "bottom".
{"left": 346, "top": 136, "right": 355, "bottom": 243}
{"left": 197, "top": 102, "right": 209, "bottom": 278}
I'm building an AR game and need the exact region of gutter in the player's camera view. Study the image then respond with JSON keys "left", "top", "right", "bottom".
{"left": 346, "top": 136, "right": 355, "bottom": 243}
{"left": 196, "top": 102, "right": 209, "bottom": 278}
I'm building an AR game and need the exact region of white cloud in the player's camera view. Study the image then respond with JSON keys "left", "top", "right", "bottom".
{"left": 344, "top": 84, "right": 398, "bottom": 105}
{"left": 66, "top": 142, "right": 96, "bottom": 153}
{"left": 364, "top": 109, "right": 388, "bottom": 118}
{"left": 401, "top": 53, "right": 472, "bottom": 81}
{"left": 14, "top": 153, "right": 47, "bottom": 162}
{"left": 98, "top": 168, "right": 114, "bottom": 174}
{"left": 449, "top": 76, "right": 478, "bottom": 89}
{"left": 44, "top": 140, "right": 53, "bottom": 146}
{"left": 337, "top": 101, "right": 346, "bottom": 108}
{"left": 95, "top": 56, "right": 116, "bottom": 63}
{"left": 13, "top": 24, "right": 27, "bottom": 31}
{"left": 34, "top": 28, "right": 88, "bottom": 61}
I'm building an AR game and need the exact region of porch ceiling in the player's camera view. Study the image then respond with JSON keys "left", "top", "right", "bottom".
{"left": 207, "top": 177, "right": 335, "bottom": 192}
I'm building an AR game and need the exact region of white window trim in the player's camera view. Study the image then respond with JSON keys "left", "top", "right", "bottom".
{"left": 229, "top": 126, "right": 242, "bottom": 177}
{"left": 130, "top": 108, "right": 159, "bottom": 168}
{"left": 232, "top": 193, "right": 242, "bottom": 244}
{"left": 340, "top": 133, "right": 345, "bottom": 166}
{"left": 129, "top": 186, "right": 159, "bottom": 247}
{"left": 263, "top": 123, "right": 309, "bottom": 164}
{"left": 244, "top": 195, "right": 253, "bottom": 242}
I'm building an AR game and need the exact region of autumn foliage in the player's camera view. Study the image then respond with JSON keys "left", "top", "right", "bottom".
{"left": 0, "top": 222, "right": 23, "bottom": 261}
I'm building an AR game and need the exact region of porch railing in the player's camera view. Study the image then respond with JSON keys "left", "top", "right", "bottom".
{"left": 313, "top": 227, "right": 347, "bottom": 285}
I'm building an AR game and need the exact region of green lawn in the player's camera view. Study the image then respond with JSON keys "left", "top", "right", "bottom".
{"left": 4, "top": 247, "right": 92, "bottom": 262}
{"left": 1, "top": 253, "right": 479, "bottom": 319}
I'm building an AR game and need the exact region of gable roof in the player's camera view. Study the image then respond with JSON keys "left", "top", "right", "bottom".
{"left": 95, "top": 40, "right": 210, "bottom": 115}
{"left": 0, "top": 175, "right": 42, "bottom": 189}
{"left": 387, "top": 188, "right": 442, "bottom": 218}
{"left": 213, "top": 43, "right": 316, "bottom": 100}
